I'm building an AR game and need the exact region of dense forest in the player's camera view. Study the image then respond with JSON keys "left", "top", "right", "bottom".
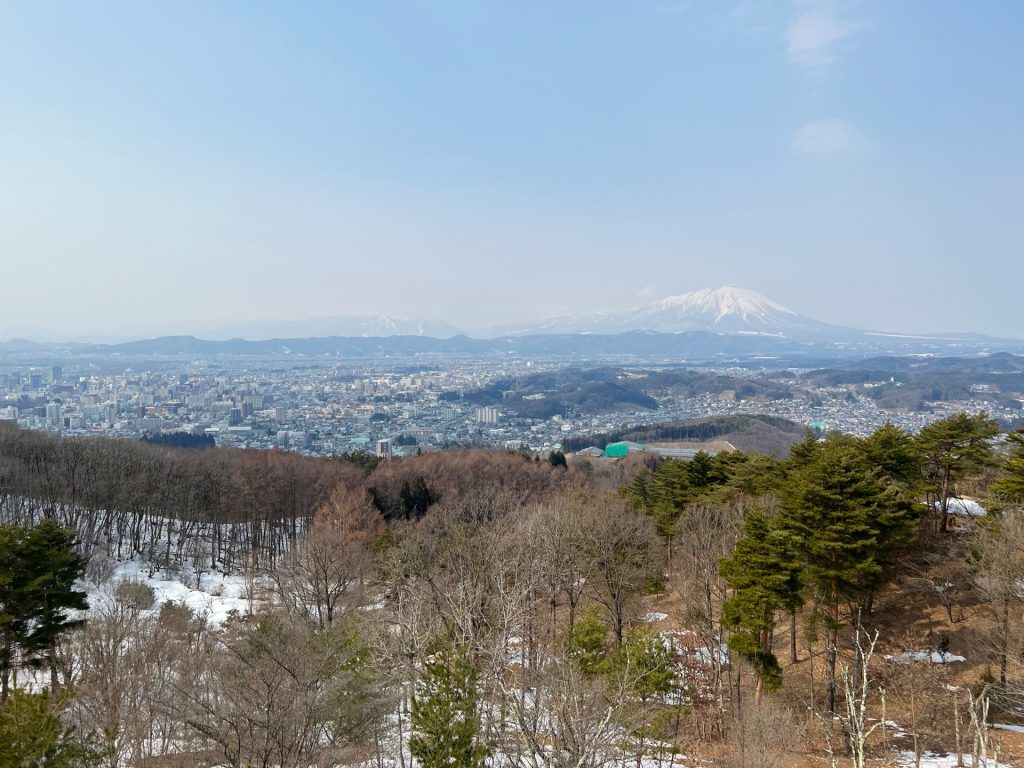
{"left": 3, "top": 413, "right": 1024, "bottom": 766}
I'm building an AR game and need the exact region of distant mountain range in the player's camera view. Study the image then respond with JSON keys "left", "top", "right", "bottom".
{"left": 191, "top": 315, "right": 465, "bottom": 340}
{"left": 2, "top": 286, "right": 1022, "bottom": 361}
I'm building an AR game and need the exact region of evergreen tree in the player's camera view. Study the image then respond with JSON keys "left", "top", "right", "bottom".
{"left": 409, "top": 639, "right": 489, "bottom": 768}
{"left": 399, "top": 477, "right": 433, "bottom": 519}
{"left": 990, "top": 429, "right": 1024, "bottom": 507}
{"left": 720, "top": 505, "right": 801, "bottom": 703}
{"left": 0, "top": 526, "right": 31, "bottom": 705}
{"left": 567, "top": 606, "right": 611, "bottom": 675}
{"left": 0, "top": 522, "right": 87, "bottom": 703}
{"left": 21, "top": 521, "right": 88, "bottom": 695}
{"left": 787, "top": 431, "right": 823, "bottom": 468}
{"left": 686, "top": 451, "right": 721, "bottom": 490}
{"left": 0, "top": 689, "right": 102, "bottom": 768}
{"left": 644, "top": 461, "right": 692, "bottom": 563}
{"left": 860, "top": 422, "right": 924, "bottom": 493}
{"left": 779, "top": 439, "right": 916, "bottom": 713}
{"left": 548, "top": 450, "right": 568, "bottom": 468}
{"left": 916, "top": 412, "right": 998, "bottom": 532}
{"left": 724, "top": 452, "right": 785, "bottom": 498}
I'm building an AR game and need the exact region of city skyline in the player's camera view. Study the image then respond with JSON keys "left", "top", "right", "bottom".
{"left": 2, "top": 2, "right": 1023, "bottom": 339}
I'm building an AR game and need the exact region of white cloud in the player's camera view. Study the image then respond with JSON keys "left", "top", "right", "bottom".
{"left": 786, "top": 1, "right": 857, "bottom": 69}
{"left": 791, "top": 118, "right": 862, "bottom": 155}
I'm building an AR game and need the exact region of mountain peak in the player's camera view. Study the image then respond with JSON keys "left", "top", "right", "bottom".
{"left": 649, "top": 286, "right": 798, "bottom": 322}
{"left": 497, "top": 286, "right": 831, "bottom": 337}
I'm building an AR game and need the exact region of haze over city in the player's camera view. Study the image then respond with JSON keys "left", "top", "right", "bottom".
{"left": 2, "top": 2, "right": 1023, "bottom": 340}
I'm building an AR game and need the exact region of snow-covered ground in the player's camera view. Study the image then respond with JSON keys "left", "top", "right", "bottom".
{"left": 86, "top": 558, "right": 251, "bottom": 625}
{"left": 898, "top": 751, "right": 1013, "bottom": 767}
{"left": 886, "top": 650, "right": 967, "bottom": 664}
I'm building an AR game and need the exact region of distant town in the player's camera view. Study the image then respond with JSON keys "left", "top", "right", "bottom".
{"left": 1, "top": 351, "right": 1016, "bottom": 460}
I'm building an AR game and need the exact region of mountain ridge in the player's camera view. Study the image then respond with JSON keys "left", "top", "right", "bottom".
{"left": 3, "top": 287, "right": 1022, "bottom": 358}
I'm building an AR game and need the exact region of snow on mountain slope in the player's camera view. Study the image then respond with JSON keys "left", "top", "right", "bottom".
{"left": 500, "top": 286, "right": 844, "bottom": 338}
{"left": 623, "top": 286, "right": 799, "bottom": 332}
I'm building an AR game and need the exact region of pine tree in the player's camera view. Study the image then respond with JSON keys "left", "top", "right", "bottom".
{"left": 860, "top": 422, "right": 923, "bottom": 493}
{"left": 409, "top": 640, "right": 489, "bottom": 768}
{"left": 916, "top": 412, "right": 998, "bottom": 532}
{"left": 21, "top": 521, "right": 88, "bottom": 695}
{"left": 644, "top": 461, "right": 692, "bottom": 563}
{"left": 779, "top": 439, "right": 916, "bottom": 713}
{"left": 0, "top": 526, "right": 31, "bottom": 705}
{"left": 0, "top": 522, "right": 88, "bottom": 703}
{"left": 0, "top": 689, "right": 102, "bottom": 768}
{"left": 720, "top": 505, "right": 802, "bottom": 703}
{"left": 567, "top": 606, "right": 611, "bottom": 675}
{"left": 990, "top": 430, "right": 1024, "bottom": 507}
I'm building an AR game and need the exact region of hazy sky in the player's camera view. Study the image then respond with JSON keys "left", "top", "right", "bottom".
{"left": 1, "top": 1, "right": 1023, "bottom": 340}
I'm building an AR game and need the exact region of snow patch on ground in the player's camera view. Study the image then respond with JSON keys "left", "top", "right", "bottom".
{"left": 993, "top": 723, "right": 1024, "bottom": 734}
{"left": 643, "top": 612, "right": 668, "bottom": 623}
{"left": 87, "top": 558, "right": 250, "bottom": 625}
{"left": 933, "top": 498, "right": 988, "bottom": 517}
{"left": 897, "top": 751, "right": 1012, "bottom": 767}
{"left": 886, "top": 650, "right": 967, "bottom": 664}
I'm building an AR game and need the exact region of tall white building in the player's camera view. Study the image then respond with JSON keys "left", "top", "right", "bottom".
{"left": 474, "top": 405, "right": 499, "bottom": 424}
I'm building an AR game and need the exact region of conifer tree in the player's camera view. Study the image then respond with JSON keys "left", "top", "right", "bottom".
{"left": 0, "top": 526, "right": 31, "bottom": 705}
{"left": 409, "top": 639, "right": 489, "bottom": 768}
{"left": 644, "top": 461, "right": 692, "bottom": 563}
{"left": 916, "top": 412, "right": 998, "bottom": 531}
{"left": 780, "top": 439, "right": 916, "bottom": 713}
{"left": 0, "top": 522, "right": 87, "bottom": 703}
{"left": 990, "top": 430, "right": 1024, "bottom": 507}
{"left": 22, "top": 521, "right": 88, "bottom": 695}
{"left": 567, "top": 606, "right": 611, "bottom": 675}
{"left": 720, "top": 505, "right": 801, "bottom": 703}
{"left": 0, "top": 689, "right": 101, "bottom": 768}
{"left": 860, "top": 422, "right": 924, "bottom": 493}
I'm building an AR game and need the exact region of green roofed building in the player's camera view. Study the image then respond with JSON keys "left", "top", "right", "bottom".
{"left": 604, "top": 440, "right": 646, "bottom": 458}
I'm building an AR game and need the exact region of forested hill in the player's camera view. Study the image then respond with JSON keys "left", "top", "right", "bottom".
{"left": 4, "top": 414, "right": 1024, "bottom": 766}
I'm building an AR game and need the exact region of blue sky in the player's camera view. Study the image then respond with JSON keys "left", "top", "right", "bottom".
{"left": 1, "top": 1, "right": 1022, "bottom": 339}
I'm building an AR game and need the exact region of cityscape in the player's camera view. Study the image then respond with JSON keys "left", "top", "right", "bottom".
{"left": 1, "top": 352, "right": 1015, "bottom": 460}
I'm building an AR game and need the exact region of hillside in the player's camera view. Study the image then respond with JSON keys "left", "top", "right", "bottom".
{"left": 2, "top": 416, "right": 1023, "bottom": 767}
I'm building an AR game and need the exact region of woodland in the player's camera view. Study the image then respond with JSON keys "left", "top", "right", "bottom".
{"left": 1, "top": 412, "right": 1024, "bottom": 767}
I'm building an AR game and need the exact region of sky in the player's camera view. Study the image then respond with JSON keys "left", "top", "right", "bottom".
{"left": 1, "top": 1, "right": 1023, "bottom": 340}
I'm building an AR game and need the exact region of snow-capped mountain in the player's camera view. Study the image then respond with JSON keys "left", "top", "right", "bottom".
{"left": 498, "top": 286, "right": 844, "bottom": 338}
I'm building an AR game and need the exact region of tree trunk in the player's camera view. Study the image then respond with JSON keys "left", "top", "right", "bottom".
{"left": 1000, "top": 593, "right": 1010, "bottom": 687}
{"left": 826, "top": 600, "right": 839, "bottom": 715}
{"left": 1, "top": 631, "right": 11, "bottom": 705}
{"left": 790, "top": 610, "right": 798, "bottom": 664}
{"left": 940, "top": 466, "right": 952, "bottom": 533}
